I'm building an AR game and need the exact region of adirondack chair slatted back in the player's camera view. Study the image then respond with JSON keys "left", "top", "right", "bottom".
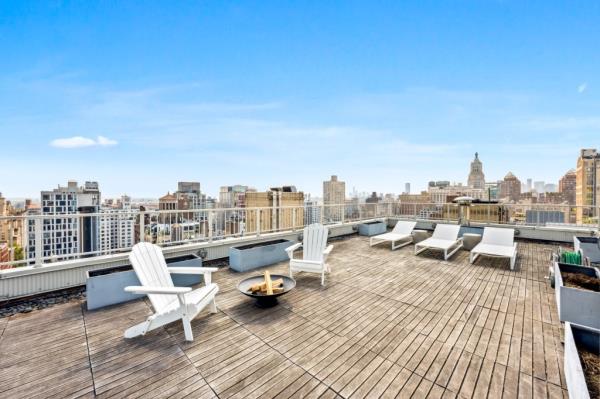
{"left": 432, "top": 224, "right": 461, "bottom": 241}
{"left": 303, "top": 224, "right": 329, "bottom": 262}
{"left": 392, "top": 221, "right": 417, "bottom": 235}
{"left": 129, "top": 243, "right": 176, "bottom": 313}
{"left": 482, "top": 227, "right": 514, "bottom": 247}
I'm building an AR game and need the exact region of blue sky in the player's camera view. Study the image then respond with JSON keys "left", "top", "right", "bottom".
{"left": 1, "top": 1, "right": 598, "bottom": 199}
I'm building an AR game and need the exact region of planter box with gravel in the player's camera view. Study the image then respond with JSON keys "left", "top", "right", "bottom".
{"left": 554, "top": 262, "right": 600, "bottom": 330}
{"left": 564, "top": 322, "right": 600, "bottom": 399}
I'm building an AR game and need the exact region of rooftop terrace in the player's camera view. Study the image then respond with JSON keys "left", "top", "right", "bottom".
{"left": 0, "top": 235, "right": 568, "bottom": 399}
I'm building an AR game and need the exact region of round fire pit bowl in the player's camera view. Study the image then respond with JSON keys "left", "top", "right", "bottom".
{"left": 237, "top": 274, "right": 296, "bottom": 308}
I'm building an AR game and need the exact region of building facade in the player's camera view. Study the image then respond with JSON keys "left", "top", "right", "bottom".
{"left": 99, "top": 195, "right": 135, "bottom": 254}
{"left": 467, "top": 152, "right": 485, "bottom": 189}
{"left": 428, "top": 185, "right": 486, "bottom": 204}
{"left": 499, "top": 172, "right": 522, "bottom": 202}
{"left": 245, "top": 187, "right": 304, "bottom": 233}
{"left": 28, "top": 181, "right": 101, "bottom": 262}
{"left": 323, "top": 175, "right": 345, "bottom": 222}
{"left": 576, "top": 148, "right": 600, "bottom": 224}
{"left": 559, "top": 169, "right": 577, "bottom": 205}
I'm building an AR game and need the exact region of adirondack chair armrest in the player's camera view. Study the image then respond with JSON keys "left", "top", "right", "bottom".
{"left": 323, "top": 245, "right": 334, "bottom": 256}
{"left": 292, "top": 259, "right": 323, "bottom": 266}
{"left": 124, "top": 286, "right": 192, "bottom": 295}
{"left": 168, "top": 267, "right": 218, "bottom": 285}
{"left": 285, "top": 243, "right": 302, "bottom": 259}
{"left": 167, "top": 267, "right": 218, "bottom": 274}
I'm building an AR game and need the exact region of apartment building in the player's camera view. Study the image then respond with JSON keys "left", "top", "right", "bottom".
{"left": 245, "top": 186, "right": 304, "bottom": 233}
{"left": 559, "top": 169, "right": 577, "bottom": 205}
{"left": 323, "top": 175, "right": 345, "bottom": 222}
{"left": 28, "top": 181, "right": 101, "bottom": 262}
{"left": 576, "top": 148, "right": 600, "bottom": 224}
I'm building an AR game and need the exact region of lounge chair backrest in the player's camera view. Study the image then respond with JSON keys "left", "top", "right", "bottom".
{"left": 303, "top": 224, "right": 329, "bottom": 262}
{"left": 129, "top": 242, "right": 176, "bottom": 313}
{"left": 392, "top": 221, "right": 417, "bottom": 235}
{"left": 481, "top": 227, "right": 514, "bottom": 247}
{"left": 432, "top": 224, "right": 460, "bottom": 241}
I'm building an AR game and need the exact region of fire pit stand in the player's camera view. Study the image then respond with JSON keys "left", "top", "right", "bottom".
{"left": 237, "top": 274, "right": 296, "bottom": 308}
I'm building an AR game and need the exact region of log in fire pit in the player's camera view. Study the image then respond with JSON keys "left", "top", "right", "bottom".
{"left": 237, "top": 271, "right": 296, "bottom": 308}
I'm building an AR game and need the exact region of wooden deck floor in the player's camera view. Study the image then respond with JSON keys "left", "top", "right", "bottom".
{"left": 0, "top": 236, "right": 569, "bottom": 398}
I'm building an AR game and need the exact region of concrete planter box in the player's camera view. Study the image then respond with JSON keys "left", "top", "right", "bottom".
{"left": 564, "top": 322, "right": 600, "bottom": 399}
{"left": 358, "top": 221, "right": 386, "bottom": 237}
{"left": 86, "top": 255, "right": 203, "bottom": 310}
{"left": 575, "top": 236, "right": 600, "bottom": 266}
{"left": 554, "top": 262, "right": 600, "bottom": 330}
{"left": 229, "top": 239, "right": 293, "bottom": 272}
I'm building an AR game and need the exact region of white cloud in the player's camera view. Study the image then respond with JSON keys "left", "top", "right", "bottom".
{"left": 50, "top": 135, "right": 118, "bottom": 148}
{"left": 578, "top": 82, "right": 587, "bottom": 93}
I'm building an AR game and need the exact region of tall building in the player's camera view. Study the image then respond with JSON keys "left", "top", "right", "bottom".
{"left": 467, "top": 152, "right": 485, "bottom": 189}
{"left": 559, "top": 169, "right": 577, "bottom": 205}
{"left": 404, "top": 183, "right": 411, "bottom": 195}
{"left": 99, "top": 195, "right": 134, "bottom": 255}
{"left": 28, "top": 181, "right": 101, "bottom": 262}
{"left": 576, "top": 148, "right": 600, "bottom": 224}
{"left": 527, "top": 179, "right": 533, "bottom": 192}
{"left": 245, "top": 186, "right": 304, "bottom": 233}
{"left": 500, "top": 172, "right": 522, "bottom": 202}
{"left": 304, "top": 195, "right": 321, "bottom": 225}
{"left": 323, "top": 175, "right": 345, "bottom": 222}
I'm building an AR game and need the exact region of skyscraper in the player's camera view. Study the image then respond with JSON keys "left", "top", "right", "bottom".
{"left": 467, "top": 152, "right": 485, "bottom": 189}
{"left": 404, "top": 183, "right": 411, "bottom": 195}
{"left": 323, "top": 175, "right": 345, "bottom": 222}
{"left": 576, "top": 148, "right": 600, "bottom": 224}
{"left": 558, "top": 169, "right": 576, "bottom": 205}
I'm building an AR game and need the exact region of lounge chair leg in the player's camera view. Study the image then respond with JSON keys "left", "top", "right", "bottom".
{"left": 209, "top": 297, "right": 217, "bottom": 313}
{"left": 289, "top": 268, "right": 293, "bottom": 279}
{"left": 182, "top": 316, "right": 193, "bottom": 341}
{"left": 321, "top": 271, "right": 325, "bottom": 286}
{"left": 510, "top": 256, "right": 516, "bottom": 270}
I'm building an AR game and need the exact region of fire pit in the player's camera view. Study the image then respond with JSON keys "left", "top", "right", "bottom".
{"left": 237, "top": 271, "right": 296, "bottom": 308}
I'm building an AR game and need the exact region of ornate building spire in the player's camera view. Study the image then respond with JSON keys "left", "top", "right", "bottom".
{"left": 468, "top": 152, "right": 485, "bottom": 189}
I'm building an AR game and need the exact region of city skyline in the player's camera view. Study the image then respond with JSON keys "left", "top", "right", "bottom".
{"left": 0, "top": 149, "right": 585, "bottom": 202}
{"left": 1, "top": 2, "right": 598, "bottom": 197}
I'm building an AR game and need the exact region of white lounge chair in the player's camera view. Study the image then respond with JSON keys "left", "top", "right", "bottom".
{"left": 286, "top": 224, "right": 333, "bottom": 286}
{"left": 415, "top": 224, "right": 463, "bottom": 260}
{"left": 124, "top": 242, "right": 219, "bottom": 341}
{"left": 370, "top": 221, "right": 417, "bottom": 250}
{"left": 470, "top": 227, "right": 517, "bottom": 270}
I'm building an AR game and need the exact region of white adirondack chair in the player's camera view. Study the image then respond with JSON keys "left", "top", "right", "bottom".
{"left": 414, "top": 224, "right": 463, "bottom": 260}
{"left": 286, "top": 224, "right": 333, "bottom": 286}
{"left": 370, "top": 221, "right": 417, "bottom": 250}
{"left": 470, "top": 227, "right": 517, "bottom": 270}
{"left": 124, "top": 242, "right": 219, "bottom": 341}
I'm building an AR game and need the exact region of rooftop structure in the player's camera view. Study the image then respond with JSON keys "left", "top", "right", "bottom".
{"left": 0, "top": 235, "right": 569, "bottom": 398}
